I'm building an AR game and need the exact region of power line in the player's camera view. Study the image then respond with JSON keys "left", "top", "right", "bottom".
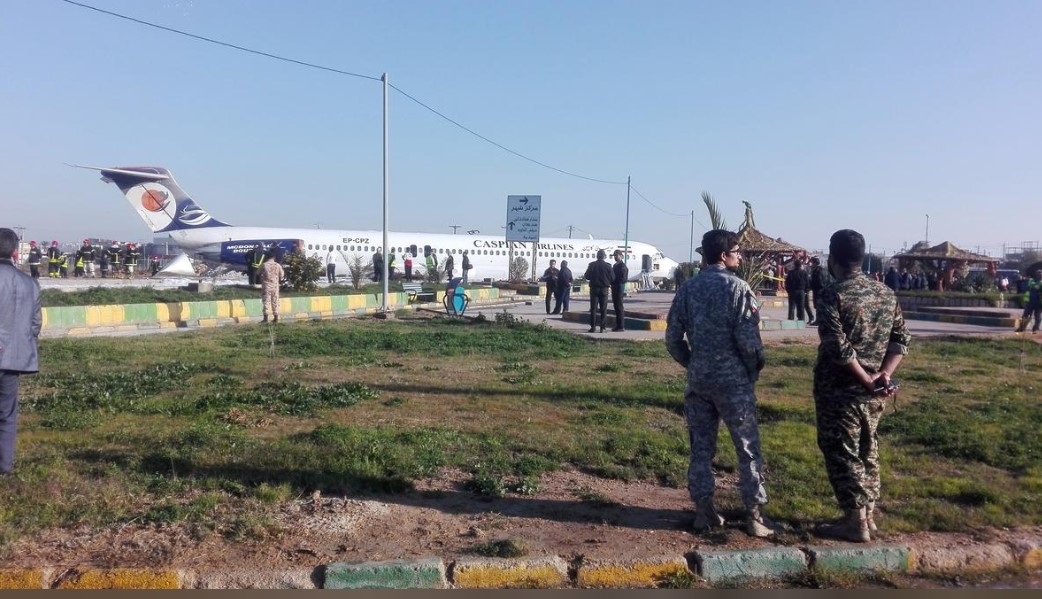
{"left": 629, "top": 184, "right": 699, "bottom": 221}
{"left": 60, "top": 0, "right": 381, "bottom": 81}
{"left": 387, "top": 84, "right": 627, "bottom": 185}
{"left": 60, "top": 0, "right": 628, "bottom": 187}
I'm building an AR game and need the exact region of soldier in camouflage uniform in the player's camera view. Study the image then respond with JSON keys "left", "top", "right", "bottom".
{"left": 814, "top": 229, "right": 910, "bottom": 542}
{"left": 665, "top": 229, "right": 776, "bottom": 538}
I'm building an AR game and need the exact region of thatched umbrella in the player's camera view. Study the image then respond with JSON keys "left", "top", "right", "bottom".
{"left": 892, "top": 241, "right": 998, "bottom": 291}
{"left": 735, "top": 202, "right": 807, "bottom": 291}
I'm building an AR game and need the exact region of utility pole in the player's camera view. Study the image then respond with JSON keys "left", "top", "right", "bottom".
{"left": 689, "top": 211, "right": 694, "bottom": 264}
{"left": 567, "top": 225, "right": 574, "bottom": 239}
{"left": 12, "top": 225, "right": 25, "bottom": 241}
{"left": 449, "top": 225, "right": 460, "bottom": 235}
{"left": 624, "top": 176, "right": 631, "bottom": 255}
{"left": 925, "top": 214, "right": 929, "bottom": 245}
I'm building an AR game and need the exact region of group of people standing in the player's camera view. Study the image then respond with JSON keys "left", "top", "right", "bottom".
{"left": 883, "top": 267, "right": 930, "bottom": 292}
{"left": 583, "top": 249, "right": 629, "bottom": 332}
{"left": 667, "top": 228, "right": 909, "bottom": 542}
{"left": 784, "top": 256, "right": 830, "bottom": 324}
{"left": 25, "top": 239, "right": 147, "bottom": 280}
{"left": 366, "top": 249, "right": 469, "bottom": 285}
{"left": 539, "top": 249, "right": 629, "bottom": 332}
{"left": 539, "top": 259, "right": 575, "bottom": 316}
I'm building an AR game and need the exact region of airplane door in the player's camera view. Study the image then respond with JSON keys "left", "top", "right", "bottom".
{"left": 642, "top": 254, "right": 653, "bottom": 272}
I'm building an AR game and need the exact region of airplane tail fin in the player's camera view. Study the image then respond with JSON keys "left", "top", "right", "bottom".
{"left": 70, "top": 165, "right": 230, "bottom": 233}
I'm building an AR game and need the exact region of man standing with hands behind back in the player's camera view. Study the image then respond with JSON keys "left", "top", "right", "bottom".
{"left": 665, "top": 230, "right": 776, "bottom": 538}
{"left": 611, "top": 249, "right": 629, "bottom": 331}
{"left": 814, "top": 229, "right": 910, "bottom": 542}
{"left": 0, "top": 228, "right": 42, "bottom": 475}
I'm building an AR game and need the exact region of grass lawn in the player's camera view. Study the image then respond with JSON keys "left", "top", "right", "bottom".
{"left": 4, "top": 316, "right": 1041, "bottom": 552}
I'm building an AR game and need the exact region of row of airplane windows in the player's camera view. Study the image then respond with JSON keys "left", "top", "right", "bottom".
{"left": 306, "top": 243, "right": 631, "bottom": 261}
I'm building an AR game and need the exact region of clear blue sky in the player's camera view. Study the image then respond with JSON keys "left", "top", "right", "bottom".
{"left": 4, "top": 0, "right": 1040, "bottom": 260}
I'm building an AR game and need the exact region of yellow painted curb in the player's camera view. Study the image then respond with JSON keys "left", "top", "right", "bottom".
{"left": 66, "top": 327, "right": 92, "bottom": 336}
{"left": 453, "top": 557, "right": 568, "bottom": 589}
{"left": 0, "top": 569, "right": 45, "bottom": 589}
{"left": 197, "top": 318, "right": 219, "bottom": 328}
{"left": 577, "top": 558, "right": 690, "bottom": 588}
{"left": 56, "top": 569, "right": 181, "bottom": 589}
{"left": 1023, "top": 547, "right": 1042, "bottom": 569}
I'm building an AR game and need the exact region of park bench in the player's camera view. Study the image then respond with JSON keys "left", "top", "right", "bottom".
{"left": 402, "top": 282, "right": 436, "bottom": 303}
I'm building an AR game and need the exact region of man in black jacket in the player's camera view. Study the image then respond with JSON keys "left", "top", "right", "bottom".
{"left": 808, "top": 256, "right": 830, "bottom": 325}
{"left": 541, "top": 259, "right": 560, "bottom": 314}
{"left": 584, "top": 250, "right": 614, "bottom": 333}
{"left": 785, "top": 260, "right": 808, "bottom": 321}
{"left": 551, "top": 260, "right": 574, "bottom": 314}
{"left": 27, "top": 241, "right": 42, "bottom": 279}
{"left": 611, "top": 250, "right": 629, "bottom": 331}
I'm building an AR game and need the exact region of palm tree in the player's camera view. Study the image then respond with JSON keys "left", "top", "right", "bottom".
{"left": 702, "top": 191, "right": 728, "bottom": 230}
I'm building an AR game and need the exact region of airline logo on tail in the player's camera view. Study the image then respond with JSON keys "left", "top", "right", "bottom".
{"left": 128, "top": 181, "right": 219, "bottom": 230}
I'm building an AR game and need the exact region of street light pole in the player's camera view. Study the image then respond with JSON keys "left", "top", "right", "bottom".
{"left": 380, "top": 72, "right": 390, "bottom": 311}
{"left": 925, "top": 214, "right": 929, "bottom": 245}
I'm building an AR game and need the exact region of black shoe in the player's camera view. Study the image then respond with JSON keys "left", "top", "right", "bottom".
{"left": 600, "top": 327, "right": 606, "bottom": 333}
{"left": 587, "top": 327, "right": 596, "bottom": 333}
{"left": 273, "top": 316, "right": 279, "bottom": 323}
{"left": 261, "top": 316, "right": 268, "bottom": 323}
{"left": 550, "top": 311, "right": 560, "bottom": 314}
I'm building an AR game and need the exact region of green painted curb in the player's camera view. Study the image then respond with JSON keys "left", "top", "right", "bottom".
{"left": 696, "top": 548, "right": 807, "bottom": 585}
{"left": 808, "top": 544, "right": 913, "bottom": 573}
{"left": 324, "top": 558, "right": 447, "bottom": 589}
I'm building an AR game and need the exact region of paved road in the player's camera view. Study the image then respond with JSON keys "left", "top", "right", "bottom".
{"left": 471, "top": 290, "right": 1023, "bottom": 342}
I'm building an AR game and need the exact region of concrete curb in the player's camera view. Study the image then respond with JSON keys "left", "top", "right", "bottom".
{"left": 0, "top": 569, "right": 47, "bottom": 589}
{"left": 695, "top": 547, "right": 808, "bottom": 585}
{"left": 2, "top": 533, "right": 1041, "bottom": 588}
{"left": 808, "top": 544, "right": 914, "bottom": 573}
{"left": 575, "top": 557, "right": 690, "bottom": 588}
{"left": 451, "top": 556, "right": 569, "bottom": 589}
{"left": 189, "top": 568, "right": 319, "bottom": 589}
{"left": 52, "top": 568, "right": 182, "bottom": 589}
{"left": 324, "top": 557, "right": 447, "bottom": 589}
{"left": 913, "top": 542, "right": 1016, "bottom": 574}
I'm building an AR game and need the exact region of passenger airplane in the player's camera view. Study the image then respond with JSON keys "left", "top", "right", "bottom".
{"left": 74, "top": 165, "right": 679, "bottom": 283}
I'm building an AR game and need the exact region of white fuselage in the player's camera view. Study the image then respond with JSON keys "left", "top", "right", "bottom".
{"left": 169, "top": 226, "right": 677, "bottom": 282}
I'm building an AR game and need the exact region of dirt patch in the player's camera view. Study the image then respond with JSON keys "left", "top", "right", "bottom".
{"left": 7, "top": 466, "right": 1040, "bottom": 578}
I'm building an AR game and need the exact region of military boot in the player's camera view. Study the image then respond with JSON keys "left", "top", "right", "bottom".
{"left": 745, "top": 505, "right": 779, "bottom": 538}
{"left": 817, "top": 506, "right": 870, "bottom": 543}
{"left": 866, "top": 501, "right": 878, "bottom": 538}
{"left": 692, "top": 498, "right": 725, "bottom": 532}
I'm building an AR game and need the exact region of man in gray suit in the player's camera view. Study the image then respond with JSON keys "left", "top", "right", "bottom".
{"left": 0, "top": 228, "right": 42, "bottom": 475}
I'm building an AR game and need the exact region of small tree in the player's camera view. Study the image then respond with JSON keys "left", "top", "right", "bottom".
{"left": 425, "top": 265, "right": 444, "bottom": 284}
{"left": 282, "top": 251, "right": 323, "bottom": 292}
{"left": 509, "top": 256, "right": 529, "bottom": 282}
{"left": 736, "top": 251, "right": 770, "bottom": 292}
{"left": 348, "top": 255, "right": 372, "bottom": 289}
